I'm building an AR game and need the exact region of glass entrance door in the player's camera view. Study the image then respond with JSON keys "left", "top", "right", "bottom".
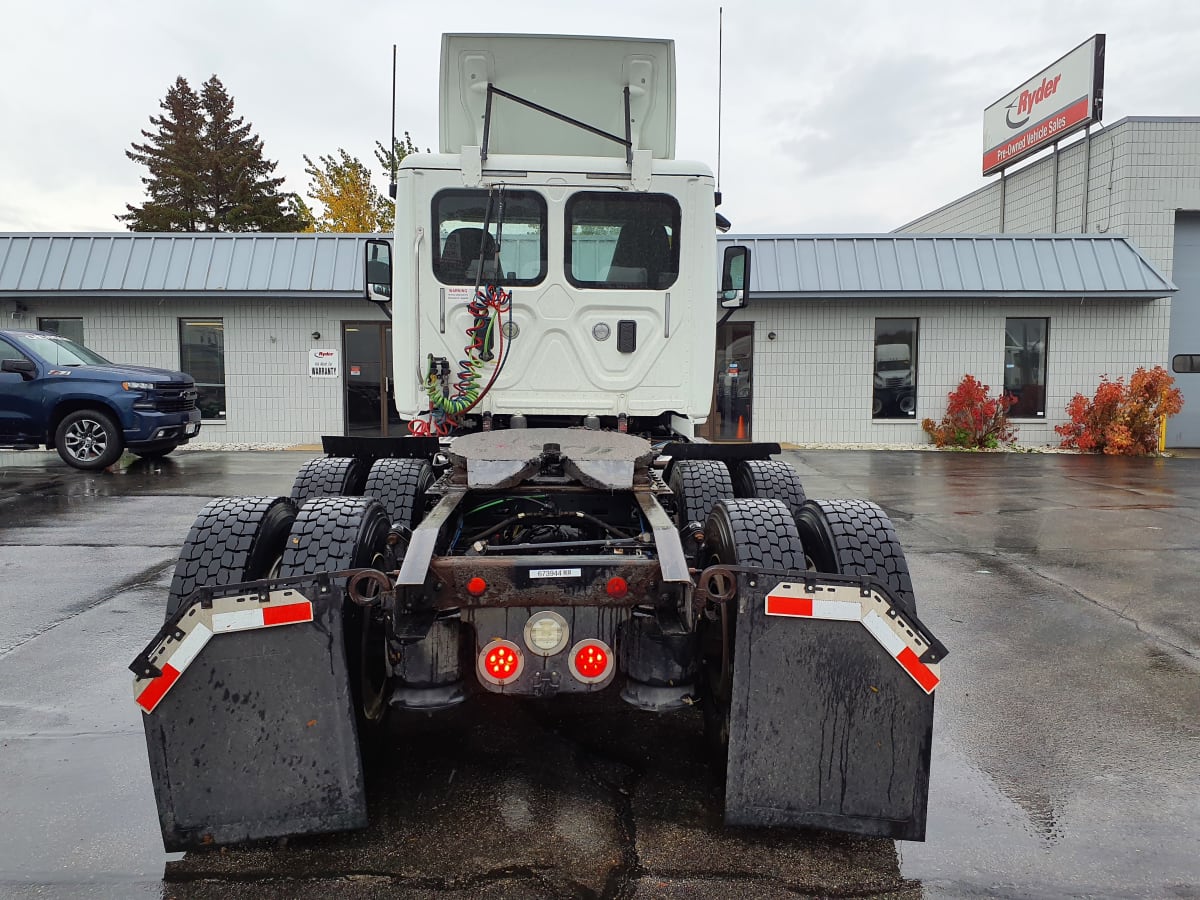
{"left": 700, "top": 323, "right": 754, "bottom": 441}
{"left": 342, "top": 322, "right": 400, "bottom": 436}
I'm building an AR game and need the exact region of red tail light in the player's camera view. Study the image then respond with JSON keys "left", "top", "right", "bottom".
{"left": 568, "top": 639, "right": 614, "bottom": 685}
{"left": 478, "top": 639, "right": 524, "bottom": 685}
{"left": 466, "top": 576, "right": 488, "bottom": 596}
{"left": 606, "top": 577, "right": 628, "bottom": 598}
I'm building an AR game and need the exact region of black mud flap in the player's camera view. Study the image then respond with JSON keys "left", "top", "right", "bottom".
{"left": 133, "top": 581, "right": 366, "bottom": 851}
{"left": 724, "top": 575, "right": 943, "bottom": 841}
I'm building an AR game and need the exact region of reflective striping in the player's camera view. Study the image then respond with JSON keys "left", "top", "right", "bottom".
{"left": 212, "top": 601, "right": 313, "bottom": 633}
{"left": 765, "top": 594, "right": 812, "bottom": 617}
{"left": 263, "top": 602, "right": 313, "bottom": 626}
{"left": 136, "top": 663, "right": 182, "bottom": 713}
{"left": 898, "top": 646, "right": 940, "bottom": 692}
{"left": 170, "top": 622, "right": 213, "bottom": 670}
{"left": 132, "top": 592, "right": 315, "bottom": 714}
{"left": 813, "top": 598, "right": 861, "bottom": 621}
{"left": 862, "top": 609, "right": 906, "bottom": 656}
{"left": 212, "top": 608, "right": 265, "bottom": 633}
{"left": 766, "top": 580, "right": 941, "bottom": 695}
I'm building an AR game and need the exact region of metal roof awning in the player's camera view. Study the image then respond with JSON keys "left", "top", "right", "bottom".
{"left": 0, "top": 233, "right": 383, "bottom": 298}
{"left": 719, "top": 234, "right": 1176, "bottom": 300}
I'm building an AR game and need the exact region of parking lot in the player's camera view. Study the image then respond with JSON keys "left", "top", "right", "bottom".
{"left": 1, "top": 447, "right": 1198, "bottom": 899}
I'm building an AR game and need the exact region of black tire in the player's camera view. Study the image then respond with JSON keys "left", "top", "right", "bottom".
{"left": 54, "top": 408, "right": 123, "bottom": 470}
{"left": 166, "top": 496, "right": 298, "bottom": 619}
{"left": 700, "top": 498, "right": 805, "bottom": 762}
{"left": 794, "top": 498, "right": 917, "bottom": 616}
{"left": 731, "top": 459, "right": 807, "bottom": 522}
{"left": 134, "top": 444, "right": 178, "bottom": 460}
{"left": 362, "top": 458, "right": 435, "bottom": 528}
{"left": 290, "top": 457, "right": 368, "bottom": 504}
{"left": 281, "top": 497, "right": 391, "bottom": 726}
{"left": 669, "top": 460, "right": 733, "bottom": 556}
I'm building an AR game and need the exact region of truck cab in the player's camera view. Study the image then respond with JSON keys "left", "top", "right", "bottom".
{"left": 368, "top": 34, "right": 747, "bottom": 439}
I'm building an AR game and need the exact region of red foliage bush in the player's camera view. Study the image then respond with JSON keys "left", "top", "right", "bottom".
{"left": 921, "top": 375, "right": 1018, "bottom": 449}
{"left": 1055, "top": 366, "right": 1184, "bottom": 456}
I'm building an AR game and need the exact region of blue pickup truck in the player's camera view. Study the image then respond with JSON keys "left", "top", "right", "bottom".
{"left": 0, "top": 329, "right": 201, "bottom": 470}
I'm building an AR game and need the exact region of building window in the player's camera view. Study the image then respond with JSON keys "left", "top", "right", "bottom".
{"left": 1005, "top": 318, "right": 1048, "bottom": 418}
{"left": 179, "top": 318, "right": 226, "bottom": 420}
{"left": 566, "top": 192, "right": 680, "bottom": 289}
{"left": 873, "top": 318, "right": 918, "bottom": 420}
{"left": 1172, "top": 354, "right": 1199, "bottom": 374}
{"left": 38, "top": 317, "right": 84, "bottom": 345}
{"left": 432, "top": 189, "right": 546, "bottom": 285}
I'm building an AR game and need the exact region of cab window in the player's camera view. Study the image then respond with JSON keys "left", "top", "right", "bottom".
{"left": 432, "top": 189, "right": 547, "bottom": 285}
{"left": 566, "top": 193, "right": 680, "bottom": 290}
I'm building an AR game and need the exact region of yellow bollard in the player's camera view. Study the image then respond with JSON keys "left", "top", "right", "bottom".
{"left": 1159, "top": 414, "right": 1167, "bottom": 454}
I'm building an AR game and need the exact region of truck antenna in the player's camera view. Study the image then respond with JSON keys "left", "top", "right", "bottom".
{"left": 389, "top": 43, "right": 398, "bottom": 199}
{"left": 716, "top": 6, "right": 724, "bottom": 195}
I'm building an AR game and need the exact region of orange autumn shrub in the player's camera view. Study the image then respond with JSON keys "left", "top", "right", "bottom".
{"left": 922, "top": 375, "right": 1018, "bottom": 449}
{"left": 1055, "top": 366, "right": 1183, "bottom": 455}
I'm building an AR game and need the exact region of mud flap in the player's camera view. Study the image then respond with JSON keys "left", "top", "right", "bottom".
{"left": 133, "top": 582, "right": 366, "bottom": 851}
{"left": 723, "top": 575, "right": 943, "bottom": 841}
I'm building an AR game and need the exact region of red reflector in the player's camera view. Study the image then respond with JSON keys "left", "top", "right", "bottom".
{"left": 481, "top": 643, "right": 521, "bottom": 682}
{"left": 606, "top": 577, "right": 628, "bottom": 598}
{"left": 466, "top": 576, "right": 487, "bottom": 596}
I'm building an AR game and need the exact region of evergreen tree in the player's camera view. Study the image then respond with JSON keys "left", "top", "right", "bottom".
{"left": 119, "top": 75, "right": 304, "bottom": 232}
{"left": 118, "top": 77, "right": 206, "bottom": 231}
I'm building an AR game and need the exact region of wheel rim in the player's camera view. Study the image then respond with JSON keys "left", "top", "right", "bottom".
{"left": 64, "top": 418, "right": 109, "bottom": 461}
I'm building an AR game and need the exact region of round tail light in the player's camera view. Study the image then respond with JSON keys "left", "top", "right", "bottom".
{"left": 568, "top": 639, "right": 615, "bottom": 685}
{"left": 478, "top": 639, "right": 524, "bottom": 685}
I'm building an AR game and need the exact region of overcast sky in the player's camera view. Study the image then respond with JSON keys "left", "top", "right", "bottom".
{"left": 2, "top": 0, "right": 1198, "bottom": 235}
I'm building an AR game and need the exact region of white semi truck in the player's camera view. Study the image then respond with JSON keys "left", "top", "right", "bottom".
{"left": 130, "top": 33, "right": 945, "bottom": 850}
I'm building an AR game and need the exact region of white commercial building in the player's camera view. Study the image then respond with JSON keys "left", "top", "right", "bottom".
{"left": 0, "top": 226, "right": 1178, "bottom": 448}
{"left": 899, "top": 116, "right": 1200, "bottom": 446}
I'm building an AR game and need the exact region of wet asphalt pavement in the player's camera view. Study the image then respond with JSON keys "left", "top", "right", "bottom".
{"left": 1, "top": 447, "right": 1198, "bottom": 899}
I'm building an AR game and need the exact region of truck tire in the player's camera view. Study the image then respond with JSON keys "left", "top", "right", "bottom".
{"left": 280, "top": 497, "right": 392, "bottom": 726}
{"left": 55, "top": 408, "right": 124, "bottom": 471}
{"left": 362, "top": 458, "right": 435, "bottom": 528}
{"left": 700, "top": 498, "right": 805, "bottom": 761}
{"left": 794, "top": 498, "right": 917, "bottom": 616}
{"left": 669, "top": 460, "right": 733, "bottom": 557}
{"left": 731, "top": 459, "right": 807, "bottom": 522}
{"left": 166, "top": 496, "right": 298, "bottom": 619}
{"left": 290, "top": 457, "right": 368, "bottom": 504}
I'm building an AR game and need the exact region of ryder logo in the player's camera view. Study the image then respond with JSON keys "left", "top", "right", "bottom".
{"left": 1005, "top": 74, "right": 1063, "bottom": 129}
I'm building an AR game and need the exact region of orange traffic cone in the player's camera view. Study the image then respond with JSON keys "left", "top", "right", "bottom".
{"left": 736, "top": 415, "right": 746, "bottom": 440}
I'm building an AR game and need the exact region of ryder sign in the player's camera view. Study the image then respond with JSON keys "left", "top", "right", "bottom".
{"left": 982, "top": 35, "right": 1104, "bottom": 175}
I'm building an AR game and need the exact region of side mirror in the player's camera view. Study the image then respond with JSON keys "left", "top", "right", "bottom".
{"left": 719, "top": 245, "right": 751, "bottom": 309}
{"left": 364, "top": 238, "right": 392, "bottom": 304}
{"left": 1, "top": 358, "right": 36, "bottom": 379}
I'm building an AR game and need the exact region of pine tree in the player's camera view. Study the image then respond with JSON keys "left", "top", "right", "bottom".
{"left": 119, "top": 75, "right": 304, "bottom": 232}
{"left": 118, "top": 77, "right": 206, "bottom": 231}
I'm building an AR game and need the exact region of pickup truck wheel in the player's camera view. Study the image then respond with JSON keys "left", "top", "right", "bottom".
{"left": 291, "top": 457, "right": 369, "bottom": 504}
{"left": 700, "top": 498, "right": 805, "bottom": 764}
{"left": 55, "top": 409, "right": 123, "bottom": 470}
{"left": 166, "top": 496, "right": 298, "bottom": 619}
{"left": 363, "top": 458, "right": 435, "bottom": 528}
{"left": 281, "top": 497, "right": 392, "bottom": 727}
{"left": 731, "top": 459, "right": 807, "bottom": 522}
{"left": 794, "top": 498, "right": 917, "bottom": 616}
